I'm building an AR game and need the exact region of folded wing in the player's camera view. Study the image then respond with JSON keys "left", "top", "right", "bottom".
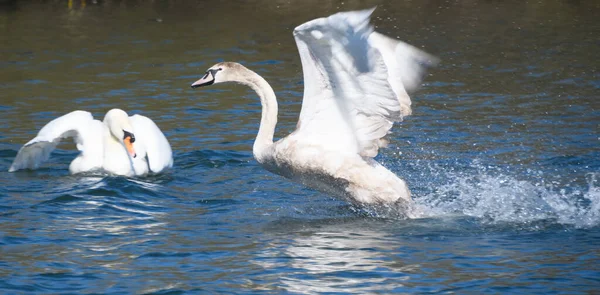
{"left": 129, "top": 114, "right": 173, "bottom": 173}
{"left": 292, "top": 8, "right": 437, "bottom": 158}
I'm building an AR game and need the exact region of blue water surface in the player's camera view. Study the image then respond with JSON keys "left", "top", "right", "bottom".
{"left": 1, "top": 0, "right": 599, "bottom": 294}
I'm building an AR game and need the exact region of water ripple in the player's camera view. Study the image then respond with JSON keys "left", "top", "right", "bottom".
{"left": 0, "top": 1, "right": 598, "bottom": 293}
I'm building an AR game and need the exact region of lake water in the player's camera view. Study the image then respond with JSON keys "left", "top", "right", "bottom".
{"left": 1, "top": 0, "right": 599, "bottom": 293}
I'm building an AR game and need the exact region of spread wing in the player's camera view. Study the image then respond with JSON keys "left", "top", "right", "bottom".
{"left": 291, "top": 8, "right": 437, "bottom": 158}
{"left": 129, "top": 114, "right": 173, "bottom": 173}
{"left": 9, "top": 110, "right": 100, "bottom": 172}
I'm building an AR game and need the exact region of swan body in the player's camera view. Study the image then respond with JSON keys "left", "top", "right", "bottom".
{"left": 191, "top": 9, "right": 436, "bottom": 211}
{"left": 9, "top": 109, "right": 173, "bottom": 176}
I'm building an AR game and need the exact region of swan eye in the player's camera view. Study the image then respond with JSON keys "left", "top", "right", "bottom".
{"left": 208, "top": 68, "right": 222, "bottom": 78}
{"left": 123, "top": 130, "right": 135, "bottom": 143}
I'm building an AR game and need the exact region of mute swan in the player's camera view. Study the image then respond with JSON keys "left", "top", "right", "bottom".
{"left": 9, "top": 108, "right": 173, "bottom": 176}
{"left": 191, "top": 9, "right": 436, "bottom": 212}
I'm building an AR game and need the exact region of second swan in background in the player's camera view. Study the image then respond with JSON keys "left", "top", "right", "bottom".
{"left": 9, "top": 109, "right": 173, "bottom": 176}
{"left": 190, "top": 8, "right": 437, "bottom": 217}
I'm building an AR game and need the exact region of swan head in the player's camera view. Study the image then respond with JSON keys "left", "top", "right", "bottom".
{"left": 104, "top": 109, "right": 137, "bottom": 158}
{"left": 190, "top": 62, "right": 248, "bottom": 88}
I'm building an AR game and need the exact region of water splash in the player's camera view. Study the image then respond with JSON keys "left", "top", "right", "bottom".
{"left": 415, "top": 161, "right": 600, "bottom": 229}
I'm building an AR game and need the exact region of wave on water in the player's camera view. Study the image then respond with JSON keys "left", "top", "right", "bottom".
{"left": 19, "top": 173, "right": 171, "bottom": 217}
{"left": 413, "top": 162, "right": 600, "bottom": 229}
{"left": 175, "top": 149, "right": 251, "bottom": 170}
{"left": 32, "top": 176, "right": 171, "bottom": 243}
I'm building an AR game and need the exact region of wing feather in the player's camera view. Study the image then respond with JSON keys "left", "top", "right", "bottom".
{"left": 368, "top": 31, "right": 439, "bottom": 116}
{"left": 9, "top": 111, "right": 98, "bottom": 172}
{"left": 292, "top": 8, "right": 437, "bottom": 158}
{"left": 130, "top": 114, "right": 173, "bottom": 173}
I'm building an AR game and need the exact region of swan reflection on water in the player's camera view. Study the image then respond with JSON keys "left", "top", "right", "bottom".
{"left": 255, "top": 220, "right": 417, "bottom": 293}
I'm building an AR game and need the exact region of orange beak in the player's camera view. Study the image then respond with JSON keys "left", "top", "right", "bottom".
{"left": 124, "top": 136, "right": 137, "bottom": 158}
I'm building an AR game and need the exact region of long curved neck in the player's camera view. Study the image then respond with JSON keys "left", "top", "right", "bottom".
{"left": 102, "top": 126, "right": 134, "bottom": 175}
{"left": 237, "top": 68, "right": 278, "bottom": 161}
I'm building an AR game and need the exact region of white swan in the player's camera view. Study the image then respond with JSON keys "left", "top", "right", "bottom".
{"left": 9, "top": 108, "right": 173, "bottom": 176}
{"left": 191, "top": 9, "right": 436, "bottom": 211}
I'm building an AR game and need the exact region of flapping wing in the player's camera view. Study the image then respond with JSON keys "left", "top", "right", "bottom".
{"left": 129, "top": 114, "right": 173, "bottom": 173}
{"left": 292, "top": 8, "right": 437, "bottom": 158}
{"left": 9, "top": 110, "right": 98, "bottom": 172}
{"left": 368, "top": 31, "right": 439, "bottom": 117}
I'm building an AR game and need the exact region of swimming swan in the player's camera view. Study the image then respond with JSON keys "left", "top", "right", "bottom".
{"left": 9, "top": 108, "right": 173, "bottom": 176}
{"left": 191, "top": 9, "right": 436, "bottom": 211}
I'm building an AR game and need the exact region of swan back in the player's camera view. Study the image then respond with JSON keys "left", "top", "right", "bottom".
{"left": 129, "top": 114, "right": 173, "bottom": 174}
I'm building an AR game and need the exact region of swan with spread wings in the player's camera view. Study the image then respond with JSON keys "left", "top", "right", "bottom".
{"left": 9, "top": 109, "right": 173, "bottom": 176}
{"left": 190, "top": 8, "right": 437, "bottom": 214}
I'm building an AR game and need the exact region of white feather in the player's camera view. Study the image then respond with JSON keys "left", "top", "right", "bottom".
{"left": 130, "top": 114, "right": 173, "bottom": 174}
{"left": 191, "top": 8, "right": 437, "bottom": 212}
{"left": 293, "top": 8, "right": 437, "bottom": 157}
{"left": 9, "top": 111, "right": 104, "bottom": 173}
{"left": 9, "top": 109, "right": 173, "bottom": 176}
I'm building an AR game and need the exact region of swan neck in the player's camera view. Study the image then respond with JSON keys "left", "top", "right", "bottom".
{"left": 103, "top": 126, "right": 125, "bottom": 157}
{"left": 239, "top": 68, "right": 278, "bottom": 160}
{"left": 102, "top": 124, "right": 134, "bottom": 175}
